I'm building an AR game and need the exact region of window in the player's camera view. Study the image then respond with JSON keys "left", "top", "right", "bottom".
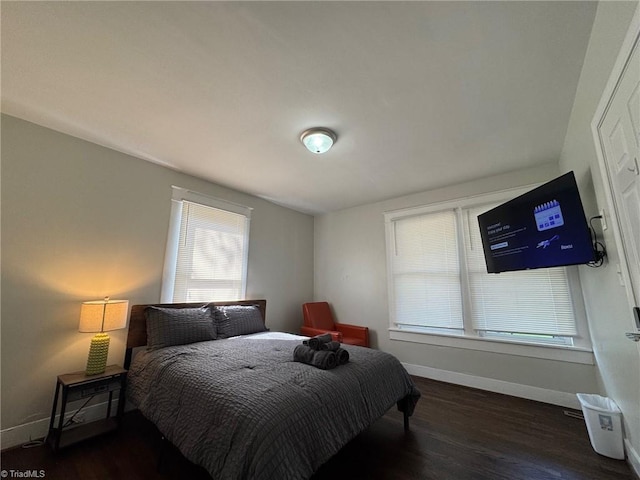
{"left": 161, "top": 187, "right": 251, "bottom": 303}
{"left": 463, "top": 205, "right": 577, "bottom": 345}
{"left": 392, "top": 210, "right": 464, "bottom": 334}
{"left": 385, "top": 187, "right": 592, "bottom": 357}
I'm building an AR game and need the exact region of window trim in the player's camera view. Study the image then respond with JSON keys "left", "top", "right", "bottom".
{"left": 388, "top": 328, "right": 594, "bottom": 364}
{"left": 161, "top": 186, "right": 252, "bottom": 303}
{"left": 384, "top": 183, "right": 594, "bottom": 362}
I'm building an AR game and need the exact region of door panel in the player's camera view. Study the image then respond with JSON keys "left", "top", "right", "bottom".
{"left": 600, "top": 37, "right": 640, "bottom": 311}
{"left": 627, "top": 82, "right": 640, "bottom": 146}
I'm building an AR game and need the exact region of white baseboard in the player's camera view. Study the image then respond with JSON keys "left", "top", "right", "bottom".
{"left": 626, "top": 439, "right": 640, "bottom": 479}
{"left": 0, "top": 399, "right": 121, "bottom": 451}
{"left": 403, "top": 362, "right": 581, "bottom": 409}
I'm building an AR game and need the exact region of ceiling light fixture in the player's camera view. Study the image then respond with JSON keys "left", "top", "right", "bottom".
{"left": 300, "top": 127, "right": 337, "bottom": 154}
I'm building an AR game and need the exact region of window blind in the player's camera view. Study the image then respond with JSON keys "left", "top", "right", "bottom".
{"left": 391, "top": 210, "right": 464, "bottom": 331}
{"left": 463, "top": 205, "right": 577, "bottom": 337}
{"left": 172, "top": 200, "right": 249, "bottom": 302}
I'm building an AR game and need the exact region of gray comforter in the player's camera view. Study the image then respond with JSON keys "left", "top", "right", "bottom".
{"left": 127, "top": 334, "right": 420, "bottom": 480}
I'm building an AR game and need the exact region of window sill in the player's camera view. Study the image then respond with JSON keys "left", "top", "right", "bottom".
{"left": 389, "top": 328, "right": 594, "bottom": 365}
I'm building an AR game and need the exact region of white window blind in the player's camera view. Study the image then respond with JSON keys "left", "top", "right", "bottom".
{"left": 463, "top": 205, "right": 577, "bottom": 337}
{"left": 162, "top": 188, "right": 251, "bottom": 303}
{"left": 386, "top": 194, "right": 583, "bottom": 348}
{"left": 391, "top": 210, "right": 464, "bottom": 331}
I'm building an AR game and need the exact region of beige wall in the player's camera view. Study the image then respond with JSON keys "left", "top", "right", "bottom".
{"left": 0, "top": 115, "right": 314, "bottom": 436}
{"left": 559, "top": 1, "right": 640, "bottom": 466}
{"left": 314, "top": 163, "right": 599, "bottom": 396}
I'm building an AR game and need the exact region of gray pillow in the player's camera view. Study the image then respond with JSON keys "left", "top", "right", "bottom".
{"left": 215, "top": 305, "right": 267, "bottom": 338}
{"left": 145, "top": 306, "right": 216, "bottom": 349}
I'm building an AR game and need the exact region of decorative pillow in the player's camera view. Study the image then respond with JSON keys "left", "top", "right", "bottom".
{"left": 214, "top": 305, "right": 267, "bottom": 338}
{"left": 145, "top": 306, "right": 216, "bottom": 349}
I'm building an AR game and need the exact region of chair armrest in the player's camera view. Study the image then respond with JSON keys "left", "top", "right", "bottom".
{"left": 335, "top": 323, "right": 369, "bottom": 340}
{"left": 300, "top": 326, "right": 343, "bottom": 342}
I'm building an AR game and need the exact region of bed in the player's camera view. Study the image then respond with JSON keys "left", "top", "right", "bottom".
{"left": 125, "top": 299, "right": 420, "bottom": 480}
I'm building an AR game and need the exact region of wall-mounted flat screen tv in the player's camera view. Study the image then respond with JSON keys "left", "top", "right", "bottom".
{"left": 478, "top": 171, "right": 595, "bottom": 273}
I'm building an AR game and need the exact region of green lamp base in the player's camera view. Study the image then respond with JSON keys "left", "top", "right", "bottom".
{"left": 86, "top": 333, "right": 110, "bottom": 375}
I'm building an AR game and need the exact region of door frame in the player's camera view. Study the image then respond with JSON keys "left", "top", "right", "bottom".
{"left": 591, "top": 5, "right": 640, "bottom": 324}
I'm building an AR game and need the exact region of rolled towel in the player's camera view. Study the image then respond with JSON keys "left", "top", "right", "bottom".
{"left": 294, "top": 344, "right": 338, "bottom": 370}
{"left": 336, "top": 347, "right": 349, "bottom": 365}
{"left": 320, "top": 341, "right": 341, "bottom": 352}
{"left": 303, "top": 333, "right": 332, "bottom": 350}
{"left": 293, "top": 344, "right": 315, "bottom": 364}
{"left": 314, "top": 350, "right": 338, "bottom": 370}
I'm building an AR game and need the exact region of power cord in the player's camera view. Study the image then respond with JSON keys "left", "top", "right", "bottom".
{"left": 22, "top": 437, "right": 45, "bottom": 449}
{"left": 61, "top": 395, "right": 95, "bottom": 429}
{"left": 20, "top": 395, "right": 97, "bottom": 449}
{"left": 587, "top": 216, "right": 606, "bottom": 267}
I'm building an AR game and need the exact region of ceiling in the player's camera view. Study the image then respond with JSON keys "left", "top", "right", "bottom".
{"left": 1, "top": 1, "right": 597, "bottom": 215}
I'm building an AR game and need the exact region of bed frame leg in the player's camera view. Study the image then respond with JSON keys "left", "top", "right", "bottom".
{"left": 157, "top": 435, "right": 168, "bottom": 473}
{"left": 403, "top": 410, "right": 410, "bottom": 432}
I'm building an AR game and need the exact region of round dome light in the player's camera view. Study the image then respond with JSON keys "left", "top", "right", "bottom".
{"left": 300, "top": 127, "right": 337, "bottom": 154}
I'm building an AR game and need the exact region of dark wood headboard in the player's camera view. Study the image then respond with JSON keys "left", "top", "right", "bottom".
{"left": 124, "top": 299, "right": 267, "bottom": 369}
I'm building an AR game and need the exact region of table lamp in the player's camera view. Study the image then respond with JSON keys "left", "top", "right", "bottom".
{"left": 79, "top": 297, "right": 129, "bottom": 375}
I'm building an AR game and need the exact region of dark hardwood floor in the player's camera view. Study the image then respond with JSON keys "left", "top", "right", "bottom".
{"left": 1, "top": 376, "right": 634, "bottom": 479}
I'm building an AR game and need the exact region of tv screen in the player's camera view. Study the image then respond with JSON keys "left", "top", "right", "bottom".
{"left": 478, "top": 172, "right": 595, "bottom": 273}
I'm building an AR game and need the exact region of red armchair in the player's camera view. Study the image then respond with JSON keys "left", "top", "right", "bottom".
{"left": 301, "top": 302, "right": 370, "bottom": 347}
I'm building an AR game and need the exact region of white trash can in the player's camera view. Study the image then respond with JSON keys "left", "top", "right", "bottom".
{"left": 576, "top": 393, "right": 624, "bottom": 459}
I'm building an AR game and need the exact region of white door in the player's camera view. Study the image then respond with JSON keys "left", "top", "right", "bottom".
{"left": 592, "top": 11, "right": 640, "bottom": 470}
{"left": 596, "top": 31, "right": 640, "bottom": 329}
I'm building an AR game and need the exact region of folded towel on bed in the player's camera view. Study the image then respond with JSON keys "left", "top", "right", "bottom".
{"left": 303, "top": 333, "right": 332, "bottom": 350}
{"left": 293, "top": 344, "right": 338, "bottom": 370}
{"left": 336, "top": 348, "right": 349, "bottom": 365}
{"left": 319, "top": 341, "right": 341, "bottom": 352}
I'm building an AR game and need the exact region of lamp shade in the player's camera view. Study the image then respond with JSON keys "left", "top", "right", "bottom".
{"left": 79, "top": 298, "right": 128, "bottom": 333}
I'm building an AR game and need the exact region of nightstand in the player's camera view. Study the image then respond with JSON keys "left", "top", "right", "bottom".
{"left": 48, "top": 365, "right": 127, "bottom": 451}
